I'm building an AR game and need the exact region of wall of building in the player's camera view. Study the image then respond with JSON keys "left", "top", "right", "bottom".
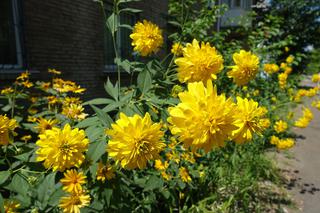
{"left": 22, "top": 0, "right": 168, "bottom": 99}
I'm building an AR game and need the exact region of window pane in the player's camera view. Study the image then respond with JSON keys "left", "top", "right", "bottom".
{"left": 234, "top": 0, "right": 241, "bottom": 7}
{"left": 0, "top": 0, "right": 17, "bottom": 65}
{"left": 120, "top": 13, "right": 136, "bottom": 61}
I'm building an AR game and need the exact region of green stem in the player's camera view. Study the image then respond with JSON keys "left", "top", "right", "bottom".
{"left": 11, "top": 84, "right": 17, "bottom": 118}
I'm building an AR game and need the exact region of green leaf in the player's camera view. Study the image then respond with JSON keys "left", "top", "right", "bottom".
{"left": 106, "top": 13, "right": 119, "bottom": 35}
{"left": 144, "top": 175, "right": 163, "bottom": 191}
{"left": 0, "top": 193, "right": 4, "bottom": 213}
{"left": 83, "top": 98, "right": 114, "bottom": 106}
{"left": 103, "top": 188, "right": 113, "bottom": 207}
{"left": 87, "top": 138, "right": 106, "bottom": 163}
{"left": 0, "top": 171, "right": 10, "bottom": 185}
{"left": 137, "top": 69, "right": 152, "bottom": 94}
{"left": 37, "top": 173, "right": 56, "bottom": 209}
{"left": 119, "top": 8, "right": 142, "bottom": 13}
{"left": 75, "top": 117, "right": 100, "bottom": 128}
{"left": 90, "top": 105, "right": 113, "bottom": 127}
{"left": 6, "top": 174, "right": 29, "bottom": 196}
{"left": 104, "top": 79, "right": 119, "bottom": 101}
{"left": 48, "top": 185, "right": 64, "bottom": 206}
{"left": 119, "top": 24, "right": 133, "bottom": 30}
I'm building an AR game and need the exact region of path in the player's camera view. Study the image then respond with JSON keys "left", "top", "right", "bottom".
{"left": 277, "top": 79, "right": 320, "bottom": 213}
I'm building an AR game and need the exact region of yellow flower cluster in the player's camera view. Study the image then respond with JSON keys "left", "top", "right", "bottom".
{"left": 270, "top": 136, "right": 295, "bottom": 150}
{"left": 228, "top": 50, "right": 259, "bottom": 86}
{"left": 0, "top": 115, "right": 17, "bottom": 145}
{"left": 1, "top": 87, "right": 14, "bottom": 95}
{"left": 263, "top": 63, "right": 279, "bottom": 74}
{"left": 294, "top": 107, "right": 313, "bottom": 128}
{"left": 175, "top": 39, "right": 224, "bottom": 83}
{"left": 15, "top": 71, "right": 34, "bottom": 88}
{"left": 179, "top": 167, "right": 192, "bottom": 183}
{"left": 106, "top": 113, "right": 165, "bottom": 169}
{"left": 130, "top": 20, "right": 163, "bottom": 56}
{"left": 168, "top": 81, "right": 267, "bottom": 152}
{"left": 273, "top": 120, "right": 288, "bottom": 133}
{"left": 36, "top": 124, "right": 89, "bottom": 171}
{"left": 278, "top": 73, "right": 288, "bottom": 89}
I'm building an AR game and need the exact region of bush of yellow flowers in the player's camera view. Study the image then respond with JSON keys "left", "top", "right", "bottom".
{"left": 0, "top": 1, "right": 319, "bottom": 212}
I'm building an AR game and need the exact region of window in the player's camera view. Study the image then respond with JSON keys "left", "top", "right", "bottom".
{"left": 104, "top": 7, "right": 138, "bottom": 72}
{"left": 0, "top": 0, "right": 23, "bottom": 70}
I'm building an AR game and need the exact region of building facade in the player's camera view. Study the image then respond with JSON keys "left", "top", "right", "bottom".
{"left": 0, "top": 0, "right": 168, "bottom": 98}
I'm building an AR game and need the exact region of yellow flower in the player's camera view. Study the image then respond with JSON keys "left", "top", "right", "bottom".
{"left": 179, "top": 167, "right": 192, "bottom": 183}
{"left": 21, "top": 81, "right": 34, "bottom": 88}
{"left": 1, "top": 87, "right": 14, "bottom": 95}
{"left": 48, "top": 68, "right": 62, "bottom": 75}
{"left": 53, "top": 78, "right": 86, "bottom": 94}
{"left": 40, "top": 82, "right": 51, "bottom": 91}
{"left": 276, "top": 138, "right": 295, "bottom": 150}
{"left": 232, "top": 97, "right": 267, "bottom": 144}
{"left": 154, "top": 159, "right": 169, "bottom": 171}
{"left": 59, "top": 191, "right": 90, "bottom": 213}
{"left": 260, "top": 118, "right": 271, "bottom": 129}
{"left": 181, "top": 152, "right": 196, "bottom": 163}
{"left": 106, "top": 113, "right": 165, "bottom": 169}
{"left": 16, "top": 71, "right": 30, "bottom": 80}
{"left": 27, "top": 116, "right": 37, "bottom": 123}
{"left": 312, "top": 73, "right": 320, "bottom": 83}
{"left": 280, "top": 62, "right": 287, "bottom": 70}
{"left": 21, "top": 135, "right": 32, "bottom": 142}
{"left": 264, "top": 63, "right": 279, "bottom": 74}
{"left": 36, "top": 124, "right": 89, "bottom": 171}
{"left": 62, "top": 104, "right": 88, "bottom": 120}
{"left": 286, "top": 55, "right": 294, "bottom": 64}
{"left": 228, "top": 50, "right": 259, "bottom": 86}
{"left": 161, "top": 171, "right": 172, "bottom": 181}
{"left": 60, "top": 169, "right": 86, "bottom": 193}
{"left": 175, "top": 39, "right": 224, "bottom": 83}
{"left": 96, "top": 162, "right": 115, "bottom": 182}
{"left": 165, "top": 151, "right": 180, "bottom": 164}
{"left": 171, "top": 42, "right": 183, "bottom": 56}
{"left": 270, "top": 135, "right": 280, "bottom": 145}
{"left": 284, "top": 66, "right": 292, "bottom": 75}
{"left": 285, "top": 47, "right": 290, "bottom": 52}
{"left": 274, "top": 120, "right": 288, "bottom": 133}
{"left": 303, "top": 107, "right": 313, "bottom": 120}
{"left": 294, "top": 117, "right": 310, "bottom": 128}
{"left": 35, "top": 117, "right": 58, "bottom": 133}
{"left": 0, "top": 115, "right": 17, "bottom": 145}
{"left": 312, "top": 100, "right": 320, "bottom": 110}
{"left": 64, "top": 97, "right": 82, "bottom": 105}
{"left": 168, "top": 81, "right": 238, "bottom": 152}
{"left": 278, "top": 73, "right": 288, "bottom": 89}
{"left": 47, "top": 96, "right": 59, "bottom": 105}
{"left": 4, "top": 200, "right": 20, "bottom": 213}
{"left": 130, "top": 20, "right": 163, "bottom": 56}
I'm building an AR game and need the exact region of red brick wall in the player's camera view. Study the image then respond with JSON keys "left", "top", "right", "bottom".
{"left": 22, "top": 0, "right": 168, "bottom": 99}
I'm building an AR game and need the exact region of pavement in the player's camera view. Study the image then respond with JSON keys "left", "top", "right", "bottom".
{"left": 276, "top": 80, "right": 320, "bottom": 213}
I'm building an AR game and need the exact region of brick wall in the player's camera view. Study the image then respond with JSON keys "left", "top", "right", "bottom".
{"left": 22, "top": 0, "right": 168, "bottom": 99}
